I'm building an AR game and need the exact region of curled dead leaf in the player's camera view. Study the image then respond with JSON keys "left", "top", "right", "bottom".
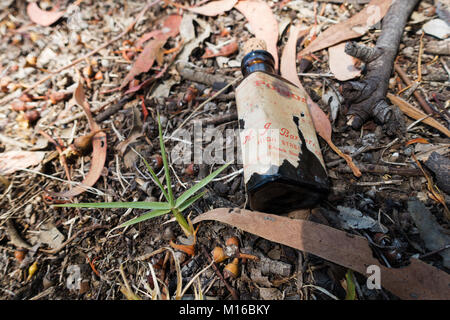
{"left": 46, "top": 83, "right": 107, "bottom": 198}
{"left": 299, "top": 0, "right": 393, "bottom": 55}
{"left": 26, "top": 2, "right": 65, "bottom": 27}
{"left": 202, "top": 40, "right": 238, "bottom": 58}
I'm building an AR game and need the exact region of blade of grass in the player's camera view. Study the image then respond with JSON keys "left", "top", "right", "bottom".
{"left": 178, "top": 191, "right": 206, "bottom": 212}
{"left": 119, "top": 208, "right": 171, "bottom": 228}
{"left": 157, "top": 113, "right": 175, "bottom": 207}
{"left": 54, "top": 201, "right": 171, "bottom": 210}
{"left": 175, "top": 163, "right": 229, "bottom": 207}
{"left": 132, "top": 147, "right": 170, "bottom": 203}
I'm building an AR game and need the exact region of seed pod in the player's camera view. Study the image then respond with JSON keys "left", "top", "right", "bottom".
{"left": 14, "top": 249, "right": 27, "bottom": 262}
{"left": 225, "top": 236, "right": 240, "bottom": 257}
{"left": 223, "top": 258, "right": 239, "bottom": 279}
{"left": 184, "top": 163, "right": 197, "bottom": 176}
{"left": 49, "top": 91, "right": 67, "bottom": 104}
{"left": 73, "top": 130, "right": 101, "bottom": 153}
{"left": 151, "top": 155, "right": 163, "bottom": 171}
{"left": 226, "top": 236, "right": 239, "bottom": 248}
{"left": 24, "top": 110, "right": 40, "bottom": 123}
{"left": 183, "top": 85, "right": 199, "bottom": 104}
{"left": 212, "top": 246, "right": 229, "bottom": 263}
{"left": 19, "top": 93, "right": 33, "bottom": 102}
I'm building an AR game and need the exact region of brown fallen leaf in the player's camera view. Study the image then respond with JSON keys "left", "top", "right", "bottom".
{"left": 328, "top": 42, "right": 362, "bottom": 81}
{"left": 235, "top": 0, "right": 279, "bottom": 70}
{"left": 188, "top": 0, "right": 237, "bottom": 16}
{"left": 26, "top": 2, "right": 65, "bottom": 27}
{"left": 202, "top": 40, "right": 239, "bottom": 58}
{"left": 0, "top": 150, "right": 45, "bottom": 175}
{"left": 45, "top": 83, "right": 107, "bottom": 198}
{"left": 192, "top": 208, "right": 450, "bottom": 300}
{"left": 280, "top": 25, "right": 361, "bottom": 177}
{"left": 387, "top": 93, "right": 450, "bottom": 138}
{"left": 299, "top": 0, "right": 393, "bottom": 56}
{"left": 121, "top": 14, "right": 182, "bottom": 89}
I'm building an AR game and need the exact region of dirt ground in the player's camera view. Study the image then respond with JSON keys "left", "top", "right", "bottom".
{"left": 0, "top": 0, "right": 449, "bottom": 300}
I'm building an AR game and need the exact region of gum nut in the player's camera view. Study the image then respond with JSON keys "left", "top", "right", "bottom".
{"left": 224, "top": 258, "right": 239, "bottom": 278}
{"left": 212, "top": 246, "right": 228, "bottom": 263}
{"left": 225, "top": 236, "right": 239, "bottom": 248}
{"left": 14, "top": 249, "right": 26, "bottom": 262}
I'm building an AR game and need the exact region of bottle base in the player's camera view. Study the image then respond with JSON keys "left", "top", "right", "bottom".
{"left": 247, "top": 178, "right": 328, "bottom": 214}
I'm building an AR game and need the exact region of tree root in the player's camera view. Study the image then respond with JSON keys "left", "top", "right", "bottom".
{"left": 340, "top": 0, "right": 420, "bottom": 136}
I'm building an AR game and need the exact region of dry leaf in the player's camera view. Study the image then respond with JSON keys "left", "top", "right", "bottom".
{"left": 299, "top": 0, "right": 393, "bottom": 55}
{"left": 387, "top": 93, "right": 450, "bottom": 138}
{"left": 202, "top": 40, "right": 238, "bottom": 58}
{"left": 188, "top": 0, "right": 237, "bottom": 16}
{"left": 121, "top": 15, "right": 182, "bottom": 89}
{"left": 0, "top": 150, "right": 45, "bottom": 175}
{"left": 26, "top": 2, "right": 65, "bottom": 27}
{"left": 193, "top": 208, "right": 450, "bottom": 300}
{"left": 280, "top": 24, "right": 361, "bottom": 177}
{"left": 235, "top": 0, "right": 279, "bottom": 69}
{"left": 328, "top": 42, "right": 362, "bottom": 81}
{"left": 46, "top": 83, "right": 107, "bottom": 198}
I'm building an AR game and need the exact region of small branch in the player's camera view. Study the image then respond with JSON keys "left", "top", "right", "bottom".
{"left": 345, "top": 42, "right": 382, "bottom": 63}
{"left": 340, "top": 0, "right": 420, "bottom": 134}
{"left": 335, "top": 163, "right": 422, "bottom": 176}
{"left": 394, "top": 64, "right": 436, "bottom": 115}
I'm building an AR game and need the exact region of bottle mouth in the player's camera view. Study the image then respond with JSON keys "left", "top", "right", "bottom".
{"left": 241, "top": 50, "right": 275, "bottom": 77}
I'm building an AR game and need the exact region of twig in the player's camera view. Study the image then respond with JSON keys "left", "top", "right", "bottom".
{"left": 394, "top": 64, "right": 435, "bottom": 115}
{"left": 335, "top": 163, "right": 422, "bottom": 176}
{"left": 341, "top": 0, "right": 421, "bottom": 133}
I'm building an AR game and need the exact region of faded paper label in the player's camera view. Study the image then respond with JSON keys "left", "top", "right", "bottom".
{"left": 236, "top": 72, "right": 326, "bottom": 183}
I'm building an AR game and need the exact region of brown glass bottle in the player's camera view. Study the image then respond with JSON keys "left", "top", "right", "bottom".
{"left": 236, "top": 50, "right": 329, "bottom": 213}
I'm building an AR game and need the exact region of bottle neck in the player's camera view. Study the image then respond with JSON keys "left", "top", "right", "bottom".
{"left": 241, "top": 50, "right": 276, "bottom": 77}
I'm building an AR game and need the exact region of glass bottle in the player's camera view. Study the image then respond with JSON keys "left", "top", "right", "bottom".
{"left": 235, "top": 49, "right": 329, "bottom": 213}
